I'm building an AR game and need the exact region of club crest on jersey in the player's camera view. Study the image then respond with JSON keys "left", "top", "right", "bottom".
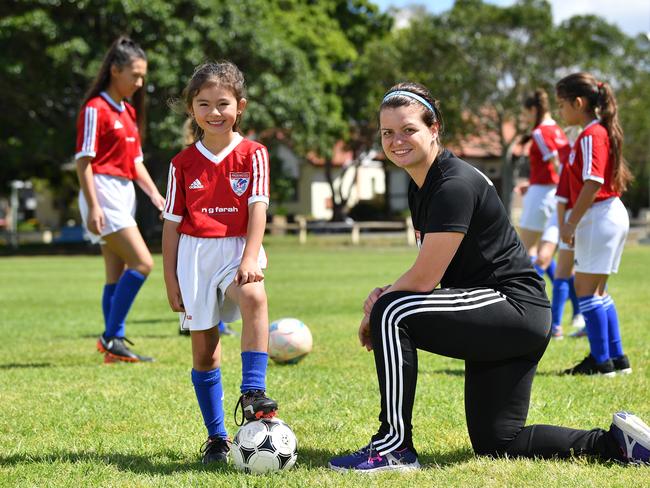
{"left": 230, "top": 172, "right": 250, "bottom": 196}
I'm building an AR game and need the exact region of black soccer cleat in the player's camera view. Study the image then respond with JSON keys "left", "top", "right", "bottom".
{"left": 563, "top": 355, "right": 615, "bottom": 376}
{"left": 234, "top": 390, "right": 278, "bottom": 426}
{"left": 200, "top": 436, "right": 231, "bottom": 465}
{"left": 97, "top": 335, "right": 154, "bottom": 363}
{"left": 613, "top": 354, "right": 632, "bottom": 375}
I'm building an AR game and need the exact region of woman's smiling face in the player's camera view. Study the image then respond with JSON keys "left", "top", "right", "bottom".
{"left": 380, "top": 103, "right": 439, "bottom": 170}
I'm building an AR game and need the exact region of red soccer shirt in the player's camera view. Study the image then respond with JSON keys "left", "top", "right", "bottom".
{"left": 555, "top": 158, "right": 572, "bottom": 209}
{"left": 528, "top": 119, "right": 567, "bottom": 185}
{"left": 163, "top": 135, "right": 270, "bottom": 238}
{"left": 75, "top": 92, "right": 143, "bottom": 180}
{"left": 562, "top": 120, "right": 619, "bottom": 207}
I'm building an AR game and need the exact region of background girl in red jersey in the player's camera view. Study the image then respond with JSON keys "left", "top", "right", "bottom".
{"left": 518, "top": 89, "right": 582, "bottom": 339}
{"left": 555, "top": 72, "right": 633, "bottom": 376}
{"left": 75, "top": 37, "right": 166, "bottom": 363}
{"left": 162, "top": 62, "right": 277, "bottom": 464}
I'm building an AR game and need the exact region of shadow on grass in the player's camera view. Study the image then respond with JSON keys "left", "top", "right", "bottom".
{"left": 0, "top": 362, "right": 52, "bottom": 370}
{"left": 0, "top": 450, "right": 233, "bottom": 475}
{"left": 296, "top": 446, "right": 475, "bottom": 469}
{"left": 0, "top": 447, "right": 476, "bottom": 474}
{"left": 420, "top": 368, "right": 465, "bottom": 377}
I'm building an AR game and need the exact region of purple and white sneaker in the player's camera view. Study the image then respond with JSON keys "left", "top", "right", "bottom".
{"left": 329, "top": 442, "right": 420, "bottom": 473}
{"left": 610, "top": 411, "right": 650, "bottom": 464}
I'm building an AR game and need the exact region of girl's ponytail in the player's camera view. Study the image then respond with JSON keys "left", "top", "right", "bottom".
{"left": 598, "top": 82, "right": 632, "bottom": 192}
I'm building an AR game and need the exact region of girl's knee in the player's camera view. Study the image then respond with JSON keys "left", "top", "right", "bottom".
{"left": 132, "top": 257, "right": 154, "bottom": 276}
{"left": 239, "top": 285, "right": 267, "bottom": 311}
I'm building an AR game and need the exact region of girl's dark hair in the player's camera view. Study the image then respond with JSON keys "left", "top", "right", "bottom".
{"left": 556, "top": 72, "right": 632, "bottom": 192}
{"left": 81, "top": 36, "right": 147, "bottom": 135}
{"left": 523, "top": 88, "right": 549, "bottom": 128}
{"left": 180, "top": 61, "right": 246, "bottom": 142}
{"left": 380, "top": 82, "right": 444, "bottom": 140}
{"left": 520, "top": 88, "right": 550, "bottom": 144}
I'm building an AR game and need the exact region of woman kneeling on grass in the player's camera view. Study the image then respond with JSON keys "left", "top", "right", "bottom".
{"left": 328, "top": 82, "right": 650, "bottom": 473}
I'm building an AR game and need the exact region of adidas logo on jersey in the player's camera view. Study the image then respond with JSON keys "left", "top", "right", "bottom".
{"left": 189, "top": 179, "right": 204, "bottom": 190}
{"left": 114, "top": 120, "right": 124, "bottom": 129}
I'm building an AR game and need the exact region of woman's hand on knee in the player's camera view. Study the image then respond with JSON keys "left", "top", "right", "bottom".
{"left": 363, "top": 285, "right": 391, "bottom": 316}
{"left": 358, "top": 315, "right": 372, "bottom": 351}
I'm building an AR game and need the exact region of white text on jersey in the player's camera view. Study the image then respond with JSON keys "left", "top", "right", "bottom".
{"left": 201, "top": 206, "right": 238, "bottom": 214}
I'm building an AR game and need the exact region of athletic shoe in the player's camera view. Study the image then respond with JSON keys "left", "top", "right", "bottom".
{"left": 179, "top": 328, "right": 190, "bottom": 336}
{"left": 571, "top": 314, "right": 586, "bottom": 328}
{"left": 563, "top": 355, "right": 615, "bottom": 376}
{"left": 569, "top": 327, "right": 587, "bottom": 338}
{"left": 551, "top": 325, "right": 564, "bottom": 340}
{"left": 610, "top": 411, "right": 650, "bottom": 464}
{"left": 200, "top": 436, "right": 231, "bottom": 465}
{"left": 613, "top": 354, "right": 632, "bottom": 375}
{"left": 329, "top": 442, "right": 421, "bottom": 473}
{"left": 97, "top": 335, "right": 154, "bottom": 363}
{"left": 234, "top": 390, "right": 278, "bottom": 426}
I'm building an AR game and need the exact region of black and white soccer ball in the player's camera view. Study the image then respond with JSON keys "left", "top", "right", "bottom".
{"left": 231, "top": 418, "right": 298, "bottom": 474}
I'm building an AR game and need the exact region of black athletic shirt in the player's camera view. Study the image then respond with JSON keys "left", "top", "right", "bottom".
{"left": 408, "top": 149, "right": 549, "bottom": 307}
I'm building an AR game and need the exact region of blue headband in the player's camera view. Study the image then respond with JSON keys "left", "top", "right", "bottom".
{"left": 382, "top": 90, "right": 435, "bottom": 114}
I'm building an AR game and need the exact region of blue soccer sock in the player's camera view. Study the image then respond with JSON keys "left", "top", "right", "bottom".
{"left": 218, "top": 321, "right": 226, "bottom": 333}
{"left": 192, "top": 368, "right": 227, "bottom": 439}
{"left": 568, "top": 276, "right": 580, "bottom": 317}
{"left": 579, "top": 295, "right": 609, "bottom": 364}
{"left": 102, "top": 283, "right": 126, "bottom": 334}
{"left": 603, "top": 295, "right": 624, "bottom": 359}
{"left": 102, "top": 283, "right": 117, "bottom": 328}
{"left": 241, "top": 351, "right": 268, "bottom": 393}
{"left": 104, "top": 269, "right": 146, "bottom": 338}
{"left": 546, "top": 259, "right": 556, "bottom": 281}
{"left": 551, "top": 278, "right": 570, "bottom": 327}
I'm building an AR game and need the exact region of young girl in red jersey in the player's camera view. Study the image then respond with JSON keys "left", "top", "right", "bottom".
{"left": 75, "top": 37, "right": 166, "bottom": 363}
{"left": 518, "top": 89, "right": 583, "bottom": 339}
{"left": 162, "top": 62, "right": 277, "bottom": 464}
{"left": 555, "top": 72, "right": 633, "bottom": 376}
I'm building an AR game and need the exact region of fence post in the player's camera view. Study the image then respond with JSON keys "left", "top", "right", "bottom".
{"left": 405, "top": 217, "right": 415, "bottom": 246}
{"left": 297, "top": 216, "right": 307, "bottom": 244}
{"left": 351, "top": 223, "right": 360, "bottom": 245}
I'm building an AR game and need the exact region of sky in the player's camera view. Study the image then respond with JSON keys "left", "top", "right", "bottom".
{"left": 373, "top": 0, "right": 650, "bottom": 37}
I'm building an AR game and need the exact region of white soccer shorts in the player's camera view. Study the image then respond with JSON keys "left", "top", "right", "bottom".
{"left": 78, "top": 174, "right": 137, "bottom": 244}
{"left": 519, "top": 184, "right": 556, "bottom": 232}
{"left": 574, "top": 197, "right": 628, "bottom": 274}
{"left": 177, "top": 234, "right": 268, "bottom": 331}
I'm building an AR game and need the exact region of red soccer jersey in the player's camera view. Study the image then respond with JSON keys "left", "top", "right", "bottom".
{"left": 75, "top": 92, "right": 143, "bottom": 180}
{"left": 163, "top": 135, "right": 270, "bottom": 238}
{"left": 528, "top": 119, "right": 567, "bottom": 185}
{"left": 562, "top": 120, "right": 619, "bottom": 207}
{"left": 555, "top": 158, "right": 572, "bottom": 209}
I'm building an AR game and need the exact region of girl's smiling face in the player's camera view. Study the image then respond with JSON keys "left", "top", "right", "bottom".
{"left": 191, "top": 83, "right": 246, "bottom": 139}
{"left": 380, "top": 104, "right": 439, "bottom": 171}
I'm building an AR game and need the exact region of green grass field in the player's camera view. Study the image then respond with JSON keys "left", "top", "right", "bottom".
{"left": 1, "top": 240, "right": 649, "bottom": 487}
